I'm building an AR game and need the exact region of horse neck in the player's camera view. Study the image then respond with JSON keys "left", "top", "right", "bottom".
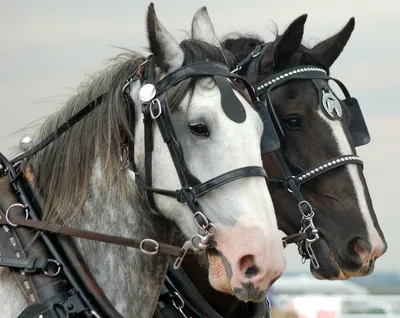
{"left": 69, "top": 161, "right": 174, "bottom": 317}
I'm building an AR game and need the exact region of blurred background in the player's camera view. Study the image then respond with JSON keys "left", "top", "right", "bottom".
{"left": 1, "top": 1, "right": 399, "bottom": 316}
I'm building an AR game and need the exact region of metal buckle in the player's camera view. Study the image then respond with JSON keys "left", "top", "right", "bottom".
{"left": 140, "top": 239, "right": 159, "bottom": 255}
{"left": 5, "top": 203, "right": 29, "bottom": 227}
{"left": 298, "top": 200, "right": 320, "bottom": 269}
{"left": 193, "top": 211, "right": 209, "bottom": 229}
{"left": 150, "top": 99, "right": 162, "bottom": 119}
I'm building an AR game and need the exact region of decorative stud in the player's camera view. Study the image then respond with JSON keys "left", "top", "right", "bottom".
{"left": 256, "top": 66, "right": 326, "bottom": 91}
{"left": 296, "top": 155, "right": 362, "bottom": 183}
{"left": 139, "top": 84, "right": 156, "bottom": 103}
{"left": 322, "top": 90, "right": 342, "bottom": 119}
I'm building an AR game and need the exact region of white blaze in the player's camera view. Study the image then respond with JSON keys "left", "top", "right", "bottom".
{"left": 316, "top": 108, "right": 385, "bottom": 256}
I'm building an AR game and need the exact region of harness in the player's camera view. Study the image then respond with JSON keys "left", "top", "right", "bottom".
{"left": 0, "top": 57, "right": 282, "bottom": 317}
{"left": 158, "top": 44, "right": 372, "bottom": 317}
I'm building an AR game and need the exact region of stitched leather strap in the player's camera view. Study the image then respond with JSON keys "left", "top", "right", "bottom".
{"left": 0, "top": 217, "right": 192, "bottom": 258}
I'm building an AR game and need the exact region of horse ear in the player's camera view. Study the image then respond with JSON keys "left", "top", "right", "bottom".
{"left": 266, "top": 14, "right": 307, "bottom": 69}
{"left": 146, "top": 3, "right": 184, "bottom": 72}
{"left": 310, "top": 17, "right": 355, "bottom": 68}
{"left": 191, "top": 7, "right": 221, "bottom": 48}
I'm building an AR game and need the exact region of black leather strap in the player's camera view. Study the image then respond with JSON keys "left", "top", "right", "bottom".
{"left": 156, "top": 61, "right": 259, "bottom": 103}
{"left": 190, "top": 166, "right": 267, "bottom": 199}
{"left": 11, "top": 94, "right": 106, "bottom": 165}
{"left": 0, "top": 256, "right": 50, "bottom": 272}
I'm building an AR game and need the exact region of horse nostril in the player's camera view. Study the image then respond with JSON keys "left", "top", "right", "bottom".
{"left": 348, "top": 238, "right": 371, "bottom": 255}
{"left": 239, "top": 255, "right": 259, "bottom": 278}
{"left": 244, "top": 265, "right": 259, "bottom": 278}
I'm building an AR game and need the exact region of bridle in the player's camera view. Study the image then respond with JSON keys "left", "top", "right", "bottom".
{"left": 0, "top": 56, "right": 282, "bottom": 317}
{"left": 154, "top": 42, "right": 372, "bottom": 318}
{"left": 122, "top": 57, "right": 277, "bottom": 268}
{"left": 151, "top": 43, "right": 372, "bottom": 318}
{"left": 231, "top": 43, "right": 370, "bottom": 268}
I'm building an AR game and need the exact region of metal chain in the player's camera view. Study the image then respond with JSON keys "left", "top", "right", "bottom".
{"left": 171, "top": 291, "right": 192, "bottom": 318}
{"left": 297, "top": 201, "right": 320, "bottom": 269}
{"left": 174, "top": 211, "right": 216, "bottom": 269}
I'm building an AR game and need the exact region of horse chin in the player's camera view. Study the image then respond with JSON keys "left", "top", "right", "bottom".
{"left": 205, "top": 249, "right": 268, "bottom": 302}
{"left": 206, "top": 249, "right": 234, "bottom": 295}
{"left": 309, "top": 237, "right": 349, "bottom": 280}
{"left": 310, "top": 237, "right": 375, "bottom": 280}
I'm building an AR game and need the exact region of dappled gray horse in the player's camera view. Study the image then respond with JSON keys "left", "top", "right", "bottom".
{"left": 0, "top": 3, "right": 286, "bottom": 318}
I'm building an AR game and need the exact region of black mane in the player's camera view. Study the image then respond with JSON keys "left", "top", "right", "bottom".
{"left": 221, "top": 35, "right": 330, "bottom": 74}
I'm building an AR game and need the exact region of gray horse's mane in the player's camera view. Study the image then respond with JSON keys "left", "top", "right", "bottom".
{"left": 26, "top": 40, "right": 237, "bottom": 224}
{"left": 28, "top": 49, "right": 142, "bottom": 223}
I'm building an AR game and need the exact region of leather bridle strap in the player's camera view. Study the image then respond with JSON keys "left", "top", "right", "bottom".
{"left": 135, "top": 166, "right": 268, "bottom": 204}
{"left": 134, "top": 60, "right": 270, "bottom": 229}
{"left": 155, "top": 61, "right": 258, "bottom": 102}
{"left": 0, "top": 217, "right": 192, "bottom": 258}
{"left": 10, "top": 94, "right": 106, "bottom": 165}
{"left": 231, "top": 44, "right": 266, "bottom": 74}
{"left": 189, "top": 166, "right": 267, "bottom": 199}
{"left": 269, "top": 155, "right": 363, "bottom": 188}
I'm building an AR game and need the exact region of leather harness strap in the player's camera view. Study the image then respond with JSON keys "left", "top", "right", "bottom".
{"left": 0, "top": 217, "right": 192, "bottom": 258}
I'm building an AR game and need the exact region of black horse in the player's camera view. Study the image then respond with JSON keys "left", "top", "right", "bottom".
{"left": 156, "top": 9, "right": 387, "bottom": 318}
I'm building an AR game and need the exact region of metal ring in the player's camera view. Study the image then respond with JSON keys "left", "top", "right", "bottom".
{"left": 298, "top": 200, "right": 314, "bottom": 217}
{"left": 150, "top": 99, "right": 162, "bottom": 119}
{"left": 5, "top": 203, "right": 29, "bottom": 227}
{"left": 122, "top": 77, "right": 133, "bottom": 94}
{"left": 43, "top": 259, "right": 61, "bottom": 277}
{"left": 193, "top": 211, "right": 208, "bottom": 229}
{"left": 140, "top": 239, "right": 159, "bottom": 255}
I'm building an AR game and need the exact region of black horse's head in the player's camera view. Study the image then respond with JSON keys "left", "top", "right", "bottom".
{"left": 221, "top": 14, "right": 387, "bottom": 279}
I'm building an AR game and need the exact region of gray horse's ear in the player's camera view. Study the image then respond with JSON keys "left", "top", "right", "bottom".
{"left": 191, "top": 7, "right": 221, "bottom": 48}
{"left": 146, "top": 3, "right": 184, "bottom": 72}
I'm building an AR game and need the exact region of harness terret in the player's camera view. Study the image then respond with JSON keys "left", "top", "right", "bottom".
{"left": 0, "top": 57, "right": 282, "bottom": 317}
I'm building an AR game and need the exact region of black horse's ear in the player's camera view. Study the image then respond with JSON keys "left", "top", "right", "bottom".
{"left": 264, "top": 14, "right": 307, "bottom": 69}
{"left": 146, "top": 3, "right": 184, "bottom": 72}
{"left": 310, "top": 18, "right": 355, "bottom": 68}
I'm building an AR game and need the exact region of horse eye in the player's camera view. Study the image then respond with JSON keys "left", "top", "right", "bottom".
{"left": 189, "top": 122, "right": 210, "bottom": 137}
{"left": 284, "top": 115, "right": 301, "bottom": 131}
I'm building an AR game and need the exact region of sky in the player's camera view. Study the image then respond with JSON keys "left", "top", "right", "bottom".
{"left": 1, "top": 0, "right": 399, "bottom": 276}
